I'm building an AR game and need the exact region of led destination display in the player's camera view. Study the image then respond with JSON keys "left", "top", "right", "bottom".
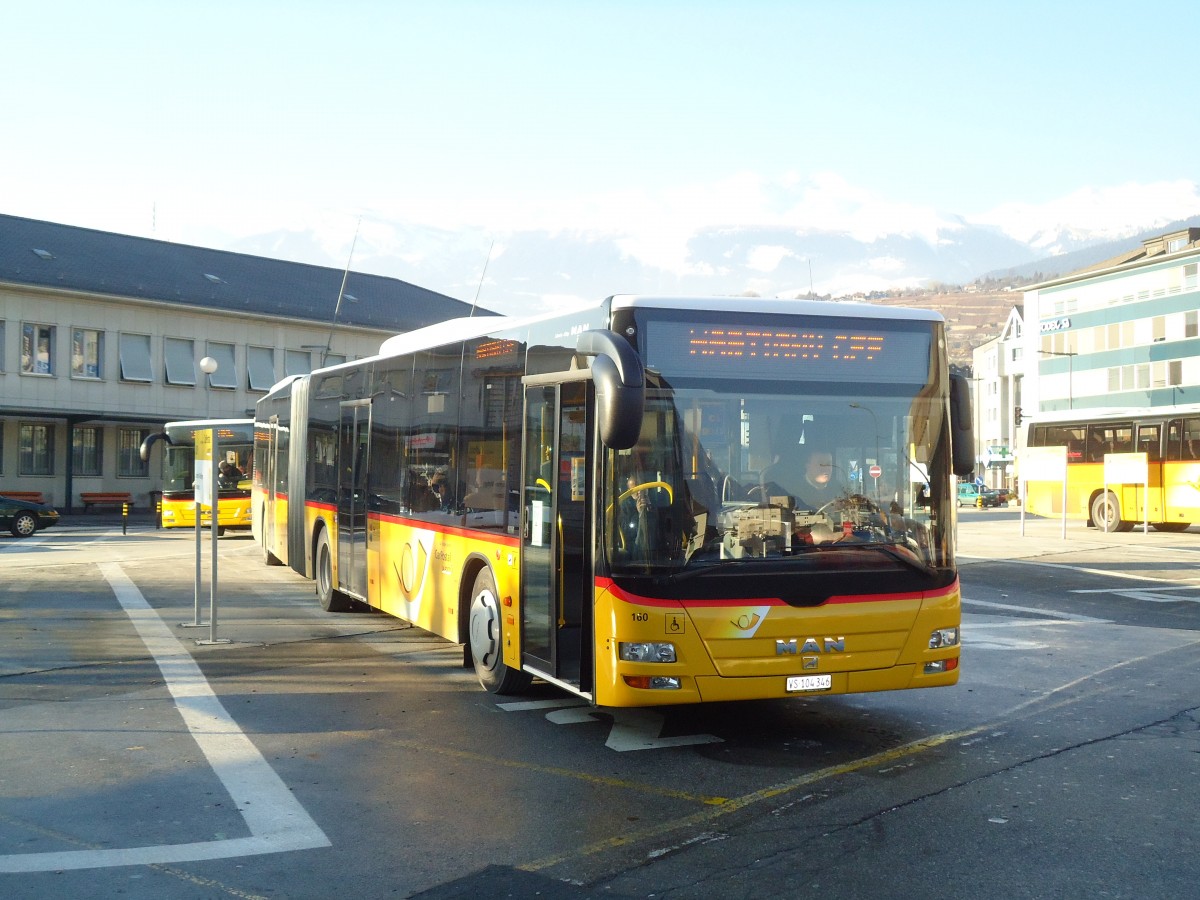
{"left": 645, "top": 318, "right": 934, "bottom": 383}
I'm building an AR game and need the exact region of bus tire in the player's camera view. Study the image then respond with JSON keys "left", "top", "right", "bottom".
{"left": 315, "top": 528, "right": 353, "bottom": 612}
{"left": 468, "top": 567, "right": 531, "bottom": 695}
{"left": 1152, "top": 522, "right": 1191, "bottom": 532}
{"left": 1091, "top": 492, "right": 1134, "bottom": 533}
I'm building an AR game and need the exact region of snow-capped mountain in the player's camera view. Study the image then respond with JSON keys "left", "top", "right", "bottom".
{"left": 228, "top": 212, "right": 1200, "bottom": 319}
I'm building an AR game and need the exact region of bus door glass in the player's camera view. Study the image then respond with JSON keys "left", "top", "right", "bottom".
{"left": 264, "top": 416, "right": 278, "bottom": 545}
{"left": 521, "top": 379, "right": 592, "bottom": 686}
{"left": 338, "top": 399, "right": 372, "bottom": 600}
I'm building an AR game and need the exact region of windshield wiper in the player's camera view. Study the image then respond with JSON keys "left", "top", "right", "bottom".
{"left": 842, "top": 541, "right": 937, "bottom": 577}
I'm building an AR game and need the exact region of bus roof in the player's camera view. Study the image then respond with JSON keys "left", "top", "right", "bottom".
{"left": 165, "top": 417, "right": 254, "bottom": 428}
{"left": 375, "top": 298, "right": 606, "bottom": 359}
{"left": 1029, "top": 403, "right": 1200, "bottom": 425}
{"left": 293, "top": 295, "right": 945, "bottom": 384}
{"left": 608, "top": 294, "right": 945, "bottom": 322}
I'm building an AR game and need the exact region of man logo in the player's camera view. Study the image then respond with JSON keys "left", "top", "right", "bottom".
{"left": 776, "top": 637, "right": 845, "bottom": 655}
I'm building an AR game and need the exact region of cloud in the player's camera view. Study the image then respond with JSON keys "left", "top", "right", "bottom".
{"left": 977, "top": 180, "right": 1200, "bottom": 247}
{"left": 746, "top": 245, "right": 794, "bottom": 273}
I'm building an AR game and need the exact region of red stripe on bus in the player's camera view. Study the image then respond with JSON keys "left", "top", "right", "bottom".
{"left": 596, "top": 576, "right": 959, "bottom": 608}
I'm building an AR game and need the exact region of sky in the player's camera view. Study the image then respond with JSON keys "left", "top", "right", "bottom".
{"left": 5, "top": 0, "right": 1200, "bottom": 304}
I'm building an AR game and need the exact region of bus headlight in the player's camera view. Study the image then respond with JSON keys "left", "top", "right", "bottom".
{"left": 618, "top": 641, "right": 677, "bottom": 663}
{"left": 929, "top": 627, "right": 959, "bottom": 649}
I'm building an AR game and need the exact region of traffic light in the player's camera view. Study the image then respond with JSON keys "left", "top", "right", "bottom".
{"left": 1014, "top": 406, "right": 1023, "bottom": 428}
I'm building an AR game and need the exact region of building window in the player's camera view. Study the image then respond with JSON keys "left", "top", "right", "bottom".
{"left": 1153, "top": 316, "right": 1166, "bottom": 343}
{"left": 72, "top": 426, "right": 103, "bottom": 476}
{"left": 0, "top": 320, "right": 5, "bottom": 371}
{"left": 21, "top": 323, "right": 55, "bottom": 375}
{"left": 285, "top": 349, "right": 311, "bottom": 376}
{"left": 1170, "top": 360, "right": 1183, "bottom": 386}
{"left": 164, "top": 337, "right": 196, "bottom": 385}
{"left": 1187, "top": 311, "right": 1199, "bottom": 339}
{"left": 71, "top": 328, "right": 103, "bottom": 378}
{"left": 247, "top": 346, "right": 276, "bottom": 392}
{"left": 119, "top": 333, "right": 153, "bottom": 382}
{"left": 19, "top": 423, "right": 55, "bottom": 475}
{"left": 1120, "top": 321, "right": 1134, "bottom": 348}
{"left": 1108, "top": 368, "right": 1120, "bottom": 392}
{"left": 117, "top": 428, "right": 150, "bottom": 477}
{"left": 205, "top": 342, "right": 237, "bottom": 389}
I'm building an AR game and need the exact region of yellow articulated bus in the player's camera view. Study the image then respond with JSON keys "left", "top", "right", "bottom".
{"left": 141, "top": 419, "right": 255, "bottom": 533}
{"left": 1024, "top": 406, "right": 1200, "bottom": 532}
{"left": 253, "top": 296, "right": 974, "bottom": 706}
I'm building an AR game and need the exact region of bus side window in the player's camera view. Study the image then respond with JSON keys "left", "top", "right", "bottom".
{"left": 1184, "top": 418, "right": 1200, "bottom": 460}
{"left": 1137, "top": 425, "right": 1160, "bottom": 462}
{"left": 1167, "top": 420, "right": 1183, "bottom": 461}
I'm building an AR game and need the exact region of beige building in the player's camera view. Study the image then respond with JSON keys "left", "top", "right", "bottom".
{"left": 1, "top": 214, "right": 482, "bottom": 510}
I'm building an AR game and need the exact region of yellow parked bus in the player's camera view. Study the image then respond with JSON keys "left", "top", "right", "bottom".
{"left": 253, "top": 296, "right": 974, "bottom": 706}
{"left": 141, "top": 419, "right": 255, "bottom": 533}
{"left": 1024, "top": 406, "right": 1200, "bottom": 532}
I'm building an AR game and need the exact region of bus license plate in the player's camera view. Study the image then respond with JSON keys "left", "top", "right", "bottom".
{"left": 787, "top": 674, "right": 832, "bottom": 692}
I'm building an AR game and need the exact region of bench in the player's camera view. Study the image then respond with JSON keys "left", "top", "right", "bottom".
{"left": 80, "top": 491, "right": 135, "bottom": 511}
{"left": 2, "top": 491, "right": 47, "bottom": 504}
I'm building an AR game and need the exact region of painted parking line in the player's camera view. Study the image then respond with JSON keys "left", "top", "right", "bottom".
{"left": 963, "top": 596, "right": 1110, "bottom": 623}
{"left": 0, "top": 562, "right": 330, "bottom": 873}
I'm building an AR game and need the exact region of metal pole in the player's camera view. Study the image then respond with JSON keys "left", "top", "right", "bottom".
{"left": 190, "top": 499, "right": 203, "bottom": 625}
{"left": 210, "top": 441, "right": 218, "bottom": 638}
{"left": 199, "top": 433, "right": 230, "bottom": 645}
{"left": 1060, "top": 476, "right": 1067, "bottom": 540}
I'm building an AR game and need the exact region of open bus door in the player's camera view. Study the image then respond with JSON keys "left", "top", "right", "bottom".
{"left": 338, "top": 399, "right": 372, "bottom": 601}
{"left": 521, "top": 375, "right": 594, "bottom": 694}
{"left": 262, "top": 416, "right": 279, "bottom": 560}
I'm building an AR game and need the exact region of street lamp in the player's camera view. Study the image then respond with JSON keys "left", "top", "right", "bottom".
{"left": 1038, "top": 349, "right": 1077, "bottom": 410}
{"left": 200, "top": 356, "right": 218, "bottom": 417}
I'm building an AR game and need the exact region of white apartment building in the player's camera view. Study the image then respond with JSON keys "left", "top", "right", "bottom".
{"left": 1021, "top": 227, "right": 1200, "bottom": 418}
{"left": 970, "top": 306, "right": 1023, "bottom": 490}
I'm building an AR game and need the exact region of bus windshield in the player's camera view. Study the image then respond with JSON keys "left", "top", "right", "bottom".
{"left": 603, "top": 379, "right": 951, "bottom": 579}
{"left": 161, "top": 423, "right": 255, "bottom": 494}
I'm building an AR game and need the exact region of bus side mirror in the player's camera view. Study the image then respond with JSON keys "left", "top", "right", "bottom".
{"left": 576, "top": 329, "right": 645, "bottom": 450}
{"left": 140, "top": 431, "right": 171, "bottom": 462}
{"left": 948, "top": 373, "right": 974, "bottom": 478}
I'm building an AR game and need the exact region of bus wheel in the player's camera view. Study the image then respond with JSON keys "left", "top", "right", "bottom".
{"left": 468, "top": 568, "right": 532, "bottom": 695}
{"left": 315, "top": 529, "right": 353, "bottom": 612}
{"left": 1091, "top": 492, "right": 1134, "bottom": 533}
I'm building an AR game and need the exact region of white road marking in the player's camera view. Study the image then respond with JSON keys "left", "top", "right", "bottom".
{"left": 963, "top": 597, "right": 1110, "bottom": 623}
{"left": 499, "top": 698, "right": 722, "bottom": 751}
{"left": 0, "top": 562, "right": 330, "bottom": 873}
{"left": 497, "top": 697, "right": 589, "bottom": 711}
